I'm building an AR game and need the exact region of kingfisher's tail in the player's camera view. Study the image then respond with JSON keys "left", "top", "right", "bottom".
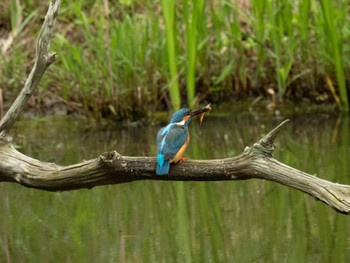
{"left": 156, "top": 153, "right": 170, "bottom": 175}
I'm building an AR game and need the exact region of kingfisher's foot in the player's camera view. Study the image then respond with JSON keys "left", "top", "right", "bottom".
{"left": 179, "top": 157, "right": 187, "bottom": 163}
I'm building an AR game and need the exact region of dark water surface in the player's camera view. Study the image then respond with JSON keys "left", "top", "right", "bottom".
{"left": 1, "top": 107, "right": 349, "bottom": 262}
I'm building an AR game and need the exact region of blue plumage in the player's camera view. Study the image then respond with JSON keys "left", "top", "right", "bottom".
{"left": 156, "top": 153, "right": 170, "bottom": 175}
{"left": 156, "top": 107, "right": 210, "bottom": 175}
{"left": 156, "top": 109, "right": 192, "bottom": 175}
{"left": 170, "top": 108, "right": 192, "bottom": 124}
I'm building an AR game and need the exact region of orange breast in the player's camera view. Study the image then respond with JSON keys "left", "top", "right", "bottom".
{"left": 171, "top": 133, "right": 190, "bottom": 163}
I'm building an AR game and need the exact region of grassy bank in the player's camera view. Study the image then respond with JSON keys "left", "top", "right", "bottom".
{"left": 0, "top": 0, "right": 349, "bottom": 119}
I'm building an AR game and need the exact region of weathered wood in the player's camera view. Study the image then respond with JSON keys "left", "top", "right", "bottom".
{"left": 0, "top": 0, "right": 350, "bottom": 215}
{"left": 0, "top": 0, "right": 60, "bottom": 136}
{"left": 0, "top": 120, "right": 350, "bottom": 214}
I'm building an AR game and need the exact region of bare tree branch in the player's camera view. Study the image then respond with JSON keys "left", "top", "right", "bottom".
{"left": 0, "top": 120, "right": 350, "bottom": 214}
{"left": 0, "top": 0, "right": 350, "bottom": 216}
{"left": 0, "top": 0, "right": 61, "bottom": 136}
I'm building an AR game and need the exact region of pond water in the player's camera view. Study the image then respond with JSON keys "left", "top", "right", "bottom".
{"left": 1, "top": 105, "right": 349, "bottom": 262}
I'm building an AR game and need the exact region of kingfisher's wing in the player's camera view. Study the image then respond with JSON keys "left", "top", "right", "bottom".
{"left": 156, "top": 127, "right": 165, "bottom": 151}
{"left": 158, "top": 124, "right": 188, "bottom": 161}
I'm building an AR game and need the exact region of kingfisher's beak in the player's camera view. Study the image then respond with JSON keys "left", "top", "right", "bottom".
{"left": 190, "top": 104, "right": 212, "bottom": 117}
{"left": 190, "top": 108, "right": 207, "bottom": 117}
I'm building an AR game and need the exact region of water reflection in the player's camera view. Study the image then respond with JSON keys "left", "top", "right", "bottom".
{"left": 1, "top": 108, "right": 349, "bottom": 262}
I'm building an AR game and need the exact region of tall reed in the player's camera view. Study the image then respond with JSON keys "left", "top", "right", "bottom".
{"left": 266, "top": 0, "right": 296, "bottom": 95}
{"left": 161, "top": 0, "right": 181, "bottom": 110}
{"left": 251, "top": 0, "right": 268, "bottom": 78}
{"left": 318, "top": 0, "right": 348, "bottom": 109}
{"left": 183, "top": 0, "right": 205, "bottom": 107}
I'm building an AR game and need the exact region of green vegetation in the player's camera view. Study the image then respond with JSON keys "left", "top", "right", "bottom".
{"left": 161, "top": 0, "right": 181, "bottom": 110}
{"left": 0, "top": 0, "right": 349, "bottom": 119}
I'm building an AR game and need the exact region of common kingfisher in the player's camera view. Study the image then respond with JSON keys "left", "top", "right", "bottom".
{"left": 156, "top": 107, "right": 208, "bottom": 175}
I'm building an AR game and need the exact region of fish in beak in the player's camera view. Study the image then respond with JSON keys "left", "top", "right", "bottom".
{"left": 189, "top": 104, "right": 212, "bottom": 125}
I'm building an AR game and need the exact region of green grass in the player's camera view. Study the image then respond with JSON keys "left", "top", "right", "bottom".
{"left": 1, "top": 0, "right": 350, "bottom": 119}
